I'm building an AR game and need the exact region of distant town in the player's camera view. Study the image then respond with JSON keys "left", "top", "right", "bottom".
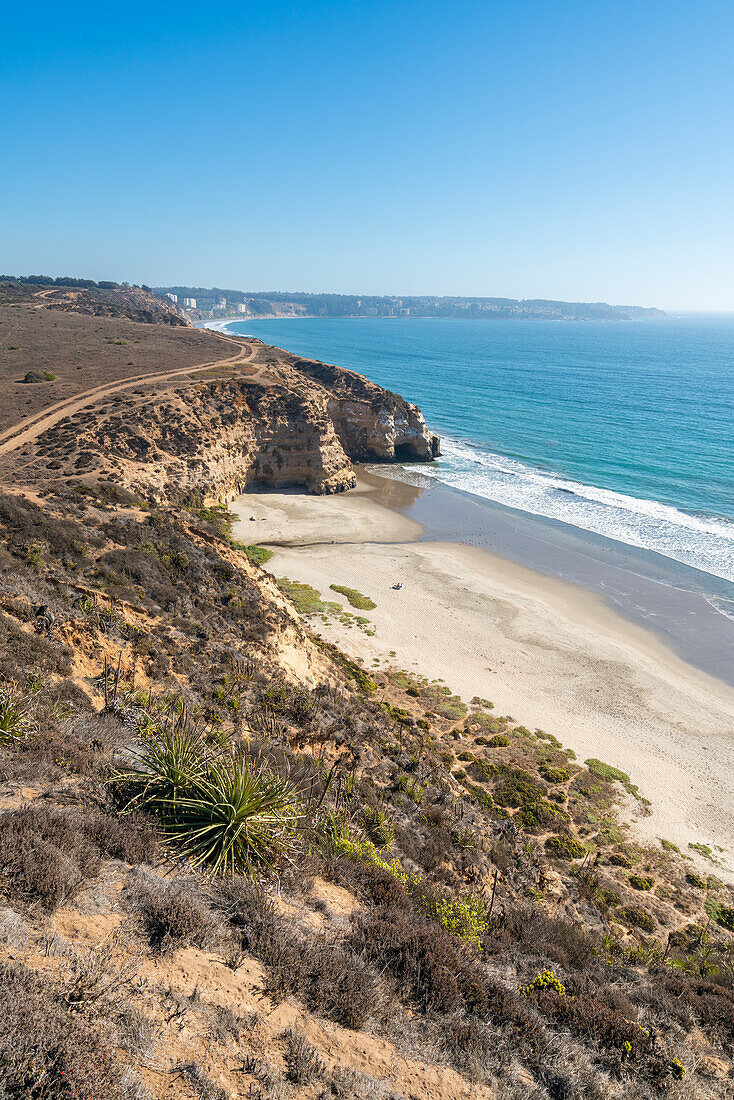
{"left": 156, "top": 287, "right": 665, "bottom": 322}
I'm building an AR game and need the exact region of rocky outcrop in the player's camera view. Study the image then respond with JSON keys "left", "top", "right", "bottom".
{"left": 16, "top": 340, "right": 439, "bottom": 501}
{"left": 290, "top": 356, "right": 440, "bottom": 461}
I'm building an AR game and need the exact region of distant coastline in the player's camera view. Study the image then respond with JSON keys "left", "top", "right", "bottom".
{"left": 167, "top": 286, "right": 665, "bottom": 324}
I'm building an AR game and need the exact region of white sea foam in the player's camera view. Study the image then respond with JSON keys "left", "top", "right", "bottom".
{"left": 409, "top": 437, "right": 734, "bottom": 584}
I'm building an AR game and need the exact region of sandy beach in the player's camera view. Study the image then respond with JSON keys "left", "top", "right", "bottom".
{"left": 232, "top": 476, "right": 734, "bottom": 881}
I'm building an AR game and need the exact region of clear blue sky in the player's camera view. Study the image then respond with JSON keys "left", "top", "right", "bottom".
{"left": 2, "top": 0, "right": 733, "bottom": 309}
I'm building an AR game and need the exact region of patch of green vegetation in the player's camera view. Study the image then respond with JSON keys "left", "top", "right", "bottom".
{"left": 712, "top": 903, "right": 734, "bottom": 932}
{"left": 313, "top": 637, "right": 377, "bottom": 695}
{"left": 629, "top": 875, "right": 654, "bottom": 891}
{"left": 428, "top": 895, "right": 487, "bottom": 950}
{"left": 539, "top": 763, "right": 570, "bottom": 784}
{"left": 520, "top": 800, "right": 569, "bottom": 831}
{"left": 545, "top": 834, "right": 586, "bottom": 860}
{"left": 236, "top": 544, "right": 273, "bottom": 565}
{"left": 685, "top": 872, "right": 706, "bottom": 889}
{"left": 688, "top": 842, "right": 716, "bottom": 861}
{"left": 361, "top": 805, "right": 395, "bottom": 848}
{"left": 488, "top": 734, "right": 510, "bottom": 748}
{"left": 329, "top": 584, "right": 376, "bottom": 611}
{"left": 660, "top": 838, "right": 680, "bottom": 852}
{"left": 23, "top": 370, "right": 56, "bottom": 382}
{"left": 276, "top": 577, "right": 328, "bottom": 615}
{"left": 585, "top": 758, "right": 650, "bottom": 808}
{"left": 521, "top": 968, "right": 566, "bottom": 997}
{"left": 493, "top": 767, "right": 545, "bottom": 809}
{"left": 618, "top": 906, "right": 656, "bottom": 932}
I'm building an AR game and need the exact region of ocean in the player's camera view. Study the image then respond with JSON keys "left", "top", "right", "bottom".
{"left": 226, "top": 316, "right": 734, "bottom": 576}
{"left": 222, "top": 315, "right": 734, "bottom": 678}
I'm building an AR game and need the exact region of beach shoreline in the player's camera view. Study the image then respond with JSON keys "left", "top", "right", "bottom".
{"left": 232, "top": 473, "right": 734, "bottom": 882}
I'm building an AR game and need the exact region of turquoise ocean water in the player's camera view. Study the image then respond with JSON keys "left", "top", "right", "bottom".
{"left": 224, "top": 316, "right": 734, "bottom": 590}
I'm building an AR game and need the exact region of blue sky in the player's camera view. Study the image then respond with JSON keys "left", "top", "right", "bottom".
{"left": 2, "top": 0, "right": 733, "bottom": 309}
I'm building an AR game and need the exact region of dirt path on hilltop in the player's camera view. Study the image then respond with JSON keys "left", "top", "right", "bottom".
{"left": 0, "top": 335, "right": 263, "bottom": 457}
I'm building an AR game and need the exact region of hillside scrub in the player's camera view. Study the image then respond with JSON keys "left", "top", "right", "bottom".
{"left": 0, "top": 465, "right": 733, "bottom": 1097}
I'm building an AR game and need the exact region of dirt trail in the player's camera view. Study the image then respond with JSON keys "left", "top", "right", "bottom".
{"left": 0, "top": 334, "right": 260, "bottom": 457}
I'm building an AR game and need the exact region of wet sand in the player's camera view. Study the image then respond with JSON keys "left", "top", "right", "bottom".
{"left": 231, "top": 475, "right": 734, "bottom": 881}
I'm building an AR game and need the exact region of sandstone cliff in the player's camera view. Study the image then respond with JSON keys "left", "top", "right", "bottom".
{"left": 5, "top": 334, "right": 439, "bottom": 500}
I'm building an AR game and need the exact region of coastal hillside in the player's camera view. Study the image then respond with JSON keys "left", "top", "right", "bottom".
{"left": 0, "top": 285, "right": 732, "bottom": 1100}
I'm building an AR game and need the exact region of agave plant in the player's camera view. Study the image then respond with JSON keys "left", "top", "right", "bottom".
{"left": 114, "top": 719, "right": 209, "bottom": 813}
{"left": 163, "top": 755, "right": 301, "bottom": 875}
{"left": 0, "top": 687, "right": 29, "bottom": 745}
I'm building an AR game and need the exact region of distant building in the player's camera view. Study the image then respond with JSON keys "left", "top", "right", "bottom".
{"left": 183, "top": 297, "right": 196, "bottom": 308}
{"left": 234, "top": 303, "right": 248, "bottom": 313}
{"left": 166, "top": 292, "right": 178, "bottom": 303}
{"left": 216, "top": 297, "right": 227, "bottom": 309}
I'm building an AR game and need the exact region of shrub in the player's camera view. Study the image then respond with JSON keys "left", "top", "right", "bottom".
{"left": 608, "top": 851, "right": 632, "bottom": 868}
{"left": 539, "top": 764, "right": 570, "bottom": 784}
{"left": 362, "top": 805, "right": 395, "bottom": 848}
{"left": 629, "top": 874, "right": 654, "bottom": 891}
{"left": 0, "top": 685, "right": 29, "bottom": 744}
{"left": 0, "top": 805, "right": 155, "bottom": 911}
{"left": 429, "top": 895, "right": 487, "bottom": 949}
{"left": 127, "top": 873, "right": 220, "bottom": 950}
{"left": 162, "top": 755, "right": 301, "bottom": 875}
{"left": 282, "top": 1026, "right": 326, "bottom": 1084}
{"left": 222, "top": 877, "right": 389, "bottom": 1029}
{"left": 520, "top": 968, "right": 566, "bottom": 997}
{"left": 117, "top": 726, "right": 300, "bottom": 874}
{"left": 0, "top": 960, "right": 131, "bottom": 1099}
{"left": 685, "top": 872, "right": 706, "bottom": 889}
{"left": 493, "top": 767, "right": 546, "bottom": 808}
{"left": 545, "top": 834, "right": 585, "bottom": 860}
{"left": 519, "top": 799, "right": 568, "bottom": 830}
{"left": 329, "top": 584, "right": 376, "bottom": 611}
{"left": 619, "top": 906, "right": 656, "bottom": 932}
{"left": 352, "top": 908, "right": 490, "bottom": 1015}
{"left": 715, "top": 905, "right": 734, "bottom": 932}
{"left": 488, "top": 734, "right": 510, "bottom": 747}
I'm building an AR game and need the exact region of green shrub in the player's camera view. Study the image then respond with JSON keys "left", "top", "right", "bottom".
{"left": 488, "top": 734, "right": 510, "bottom": 747}
{"left": 520, "top": 800, "right": 568, "bottom": 830}
{"left": 608, "top": 851, "right": 632, "bottom": 868}
{"left": 429, "top": 895, "right": 487, "bottom": 949}
{"left": 116, "top": 726, "right": 300, "bottom": 875}
{"left": 539, "top": 764, "right": 570, "bottom": 784}
{"left": 585, "top": 758, "right": 648, "bottom": 805}
{"left": 162, "top": 755, "right": 300, "bottom": 875}
{"left": 329, "top": 584, "right": 376, "bottom": 611}
{"left": 242, "top": 544, "right": 273, "bottom": 565}
{"left": 494, "top": 767, "right": 545, "bottom": 809}
{"left": 0, "top": 687, "right": 29, "bottom": 744}
{"left": 715, "top": 905, "right": 734, "bottom": 932}
{"left": 685, "top": 872, "right": 706, "bottom": 889}
{"left": 545, "top": 834, "right": 586, "bottom": 860}
{"left": 362, "top": 805, "right": 395, "bottom": 849}
{"left": 629, "top": 874, "right": 654, "bottom": 891}
{"left": 520, "top": 968, "right": 566, "bottom": 997}
{"left": 618, "top": 906, "right": 656, "bottom": 932}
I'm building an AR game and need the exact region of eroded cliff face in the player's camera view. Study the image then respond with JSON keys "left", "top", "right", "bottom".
{"left": 20, "top": 346, "right": 439, "bottom": 501}
{"left": 291, "top": 357, "right": 440, "bottom": 462}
